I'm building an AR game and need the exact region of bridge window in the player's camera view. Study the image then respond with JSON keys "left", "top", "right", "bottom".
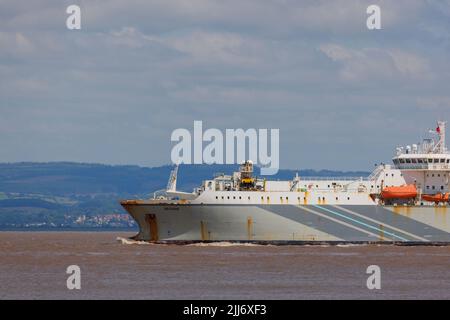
{"left": 441, "top": 159, "right": 445, "bottom": 163}
{"left": 447, "top": 159, "right": 450, "bottom": 163}
{"left": 412, "top": 159, "right": 417, "bottom": 163}
{"left": 406, "top": 159, "right": 411, "bottom": 163}
{"left": 434, "top": 159, "right": 439, "bottom": 163}
{"left": 418, "top": 159, "right": 423, "bottom": 163}
{"left": 399, "top": 159, "right": 405, "bottom": 163}
{"left": 428, "top": 159, "right": 433, "bottom": 163}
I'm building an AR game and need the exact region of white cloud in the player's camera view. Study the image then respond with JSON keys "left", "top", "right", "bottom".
{"left": 319, "top": 44, "right": 430, "bottom": 82}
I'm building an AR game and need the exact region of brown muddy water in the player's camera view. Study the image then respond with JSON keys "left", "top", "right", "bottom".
{"left": 0, "top": 232, "right": 449, "bottom": 299}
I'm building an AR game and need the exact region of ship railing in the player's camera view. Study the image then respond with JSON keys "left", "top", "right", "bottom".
{"left": 152, "top": 189, "right": 168, "bottom": 200}
{"left": 298, "top": 176, "right": 369, "bottom": 181}
{"left": 368, "top": 165, "right": 384, "bottom": 180}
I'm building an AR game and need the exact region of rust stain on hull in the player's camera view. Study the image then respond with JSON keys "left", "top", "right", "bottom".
{"left": 247, "top": 216, "right": 253, "bottom": 240}
{"left": 146, "top": 214, "right": 159, "bottom": 241}
{"left": 200, "top": 220, "right": 209, "bottom": 241}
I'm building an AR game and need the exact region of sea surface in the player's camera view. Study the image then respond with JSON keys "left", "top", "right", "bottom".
{"left": 0, "top": 232, "right": 449, "bottom": 299}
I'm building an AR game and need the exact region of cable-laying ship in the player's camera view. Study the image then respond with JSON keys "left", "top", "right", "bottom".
{"left": 121, "top": 121, "right": 450, "bottom": 244}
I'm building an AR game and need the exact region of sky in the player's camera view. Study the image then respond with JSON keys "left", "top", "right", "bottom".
{"left": 1, "top": 0, "right": 450, "bottom": 171}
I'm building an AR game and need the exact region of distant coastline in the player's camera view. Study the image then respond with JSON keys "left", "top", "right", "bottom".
{"left": 0, "top": 162, "right": 369, "bottom": 229}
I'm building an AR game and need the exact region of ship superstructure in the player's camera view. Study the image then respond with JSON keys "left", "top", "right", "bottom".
{"left": 121, "top": 121, "right": 450, "bottom": 243}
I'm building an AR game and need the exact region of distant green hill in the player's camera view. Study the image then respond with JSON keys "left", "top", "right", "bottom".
{"left": 0, "top": 162, "right": 369, "bottom": 229}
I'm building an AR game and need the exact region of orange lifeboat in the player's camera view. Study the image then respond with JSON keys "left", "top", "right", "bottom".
{"left": 381, "top": 184, "right": 417, "bottom": 199}
{"left": 421, "top": 193, "right": 449, "bottom": 204}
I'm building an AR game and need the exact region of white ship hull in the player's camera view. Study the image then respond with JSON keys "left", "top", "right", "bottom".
{"left": 122, "top": 201, "right": 450, "bottom": 243}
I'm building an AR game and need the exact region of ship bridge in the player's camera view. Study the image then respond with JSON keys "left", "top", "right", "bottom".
{"left": 392, "top": 121, "right": 450, "bottom": 170}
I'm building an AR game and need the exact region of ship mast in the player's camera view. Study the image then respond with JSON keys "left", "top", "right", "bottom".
{"left": 434, "top": 121, "right": 447, "bottom": 154}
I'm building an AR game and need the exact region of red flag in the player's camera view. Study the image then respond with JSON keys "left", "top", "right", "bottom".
{"left": 436, "top": 125, "right": 441, "bottom": 133}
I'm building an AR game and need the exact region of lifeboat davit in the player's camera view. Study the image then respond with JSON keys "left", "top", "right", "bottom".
{"left": 381, "top": 184, "right": 417, "bottom": 199}
{"left": 421, "top": 193, "right": 449, "bottom": 203}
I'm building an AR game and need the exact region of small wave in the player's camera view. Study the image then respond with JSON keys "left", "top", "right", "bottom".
{"left": 116, "top": 237, "right": 149, "bottom": 245}
{"left": 186, "top": 241, "right": 268, "bottom": 247}
{"left": 336, "top": 243, "right": 368, "bottom": 248}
